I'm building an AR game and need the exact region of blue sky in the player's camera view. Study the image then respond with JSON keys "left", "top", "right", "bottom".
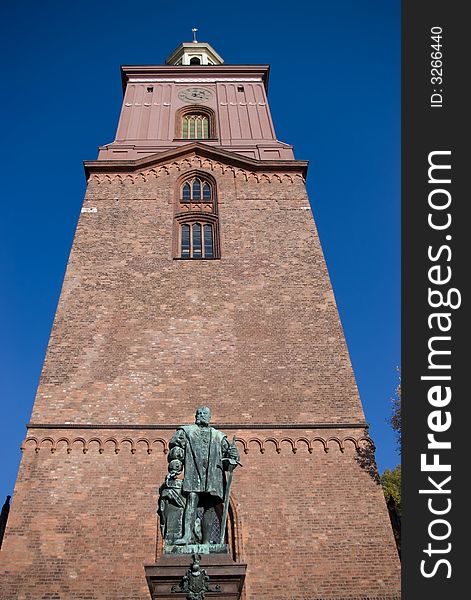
{"left": 0, "top": 0, "right": 400, "bottom": 502}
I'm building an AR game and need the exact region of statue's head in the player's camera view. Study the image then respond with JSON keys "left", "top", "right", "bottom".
{"left": 195, "top": 406, "right": 211, "bottom": 427}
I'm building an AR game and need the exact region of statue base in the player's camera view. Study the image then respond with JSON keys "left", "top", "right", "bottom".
{"left": 144, "top": 552, "right": 247, "bottom": 599}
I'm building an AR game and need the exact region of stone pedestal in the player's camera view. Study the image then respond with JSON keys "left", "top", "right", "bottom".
{"left": 144, "top": 552, "right": 247, "bottom": 599}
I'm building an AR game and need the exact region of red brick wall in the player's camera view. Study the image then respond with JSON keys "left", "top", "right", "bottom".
{"left": 31, "top": 163, "right": 364, "bottom": 426}
{"left": 0, "top": 157, "right": 400, "bottom": 599}
{"left": 2, "top": 429, "right": 399, "bottom": 599}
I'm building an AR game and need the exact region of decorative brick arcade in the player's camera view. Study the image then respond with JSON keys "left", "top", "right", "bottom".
{"left": 0, "top": 40, "right": 401, "bottom": 600}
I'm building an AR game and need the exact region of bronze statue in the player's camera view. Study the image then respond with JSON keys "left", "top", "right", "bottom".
{"left": 158, "top": 407, "right": 240, "bottom": 548}
{"left": 158, "top": 459, "right": 186, "bottom": 543}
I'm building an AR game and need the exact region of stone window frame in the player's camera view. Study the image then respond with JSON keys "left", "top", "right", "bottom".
{"left": 173, "top": 171, "right": 220, "bottom": 260}
{"left": 174, "top": 105, "right": 218, "bottom": 140}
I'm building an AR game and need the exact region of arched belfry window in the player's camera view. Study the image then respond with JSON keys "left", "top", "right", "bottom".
{"left": 182, "top": 114, "right": 209, "bottom": 139}
{"left": 174, "top": 173, "right": 220, "bottom": 259}
{"left": 175, "top": 106, "right": 216, "bottom": 140}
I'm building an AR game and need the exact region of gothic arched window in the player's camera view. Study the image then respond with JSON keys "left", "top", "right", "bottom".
{"left": 180, "top": 221, "right": 215, "bottom": 259}
{"left": 180, "top": 178, "right": 212, "bottom": 203}
{"left": 175, "top": 173, "right": 219, "bottom": 260}
{"left": 182, "top": 114, "right": 209, "bottom": 139}
{"left": 176, "top": 106, "right": 216, "bottom": 140}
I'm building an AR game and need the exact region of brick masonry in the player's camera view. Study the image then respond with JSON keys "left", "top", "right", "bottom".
{"left": 31, "top": 162, "right": 364, "bottom": 426}
{"left": 0, "top": 153, "right": 401, "bottom": 599}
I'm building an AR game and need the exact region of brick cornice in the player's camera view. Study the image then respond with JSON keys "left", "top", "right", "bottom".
{"left": 23, "top": 422, "right": 373, "bottom": 456}
{"left": 84, "top": 142, "right": 309, "bottom": 180}
{"left": 22, "top": 432, "right": 373, "bottom": 455}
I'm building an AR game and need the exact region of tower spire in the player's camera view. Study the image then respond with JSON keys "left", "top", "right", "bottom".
{"left": 191, "top": 27, "right": 198, "bottom": 43}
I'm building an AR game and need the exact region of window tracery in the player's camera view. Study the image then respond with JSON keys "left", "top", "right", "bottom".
{"left": 175, "top": 106, "right": 216, "bottom": 140}
{"left": 180, "top": 222, "right": 215, "bottom": 259}
{"left": 180, "top": 178, "right": 212, "bottom": 204}
{"left": 182, "top": 114, "right": 209, "bottom": 139}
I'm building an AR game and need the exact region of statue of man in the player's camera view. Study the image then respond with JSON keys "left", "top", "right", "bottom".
{"left": 169, "top": 406, "right": 239, "bottom": 545}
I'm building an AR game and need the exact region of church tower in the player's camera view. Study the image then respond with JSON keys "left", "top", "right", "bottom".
{"left": 0, "top": 39, "right": 401, "bottom": 599}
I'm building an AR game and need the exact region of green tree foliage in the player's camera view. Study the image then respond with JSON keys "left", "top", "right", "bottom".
{"left": 381, "top": 465, "right": 401, "bottom": 514}
{"left": 381, "top": 371, "right": 401, "bottom": 511}
{"left": 390, "top": 375, "right": 401, "bottom": 452}
{"left": 381, "top": 372, "right": 402, "bottom": 554}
